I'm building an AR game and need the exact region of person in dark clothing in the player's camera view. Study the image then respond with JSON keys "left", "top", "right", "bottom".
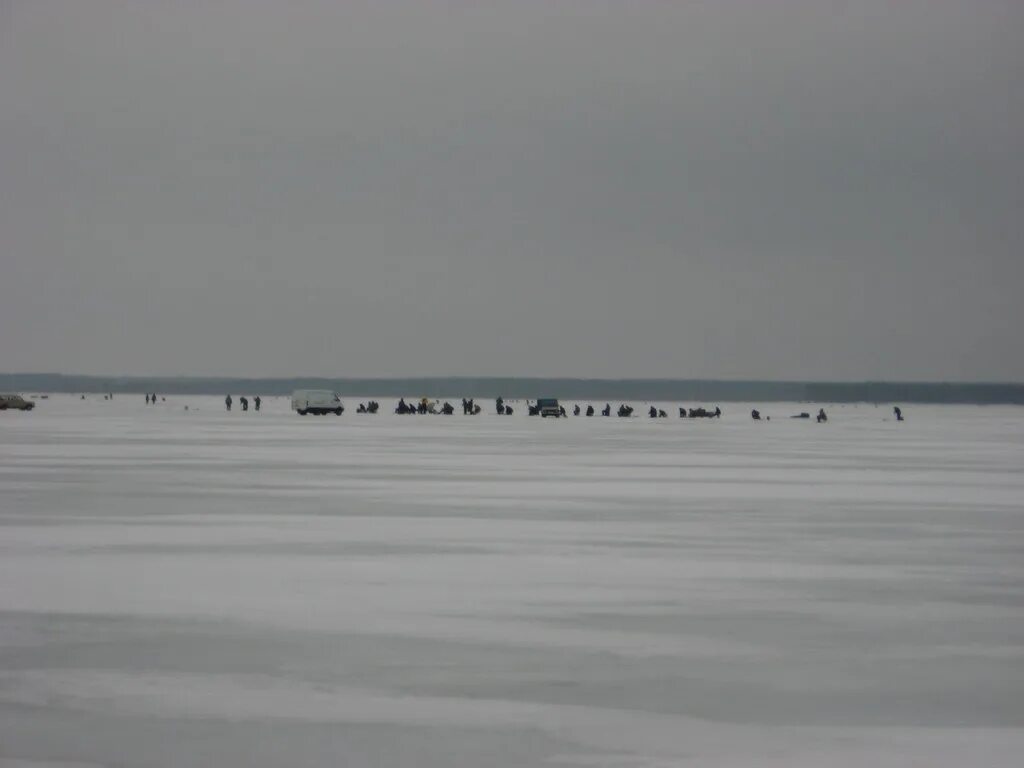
{"left": 441, "top": 401, "right": 455, "bottom": 415}
{"left": 816, "top": 408, "right": 827, "bottom": 423}
{"left": 751, "top": 409, "right": 761, "bottom": 420}
{"left": 145, "top": 394, "right": 150, "bottom": 404}
{"left": 714, "top": 406, "right": 721, "bottom": 418}
{"left": 894, "top": 406, "right": 903, "bottom": 421}
{"left": 496, "top": 397, "right": 505, "bottom": 415}
{"left": 586, "top": 405, "right": 594, "bottom": 416}
{"left": 559, "top": 405, "right": 567, "bottom": 417}
{"left": 649, "top": 406, "right": 658, "bottom": 418}
{"left": 504, "top": 406, "right": 513, "bottom": 415}
{"left": 254, "top": 396, "right": 261, "bottom": 412}
{"left": 658, "top": 409, "right": 667, "bottom": 418}
{"left": 573, "top": 404, "right": 581, "bottom": 416}
{"left": 357, "top": 403, "right": 367, "bottom": 413}
{"left": 225, "top": 395, "right": 232, "bottom": 411}
{"left": 240, "top": 396, "right": 248, "bottom": 412}
{"left": 602, "top": 404, "right": 611, "bottom": 417}
{"left": 679, "top": 407, "right": 687, "bottom": 418}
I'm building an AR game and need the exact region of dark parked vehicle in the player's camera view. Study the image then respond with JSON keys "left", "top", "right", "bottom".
{"left": 0, "top": 394, "right": 35, "bottom": 411}
{"left": 536, "top": 398, "right": 562, "bottom": 417}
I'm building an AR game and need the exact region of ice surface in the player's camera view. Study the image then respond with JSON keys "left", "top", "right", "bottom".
{"left": 1, "top": 396, "right": 1023, "bottom": 767}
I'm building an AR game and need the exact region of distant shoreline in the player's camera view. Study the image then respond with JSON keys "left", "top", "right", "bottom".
{"left": 3, "top": 374, "right": 1023, "bottom": 404}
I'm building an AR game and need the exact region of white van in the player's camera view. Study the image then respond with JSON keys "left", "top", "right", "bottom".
{"left": 291, "top": 390, "right": 344, "bottom": 416}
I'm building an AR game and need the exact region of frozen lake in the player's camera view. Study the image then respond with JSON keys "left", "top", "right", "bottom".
{"left": 1, "top": 395, "right": 1023, "bottom": 767}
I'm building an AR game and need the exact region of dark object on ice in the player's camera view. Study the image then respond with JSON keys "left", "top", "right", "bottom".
{"left": 145, "top": 394, "right": 150, "bottom": 404}
{"left": 441, "top": 401, "right": 455, "bottom": 415}
{"left": 649, "top": 406, "right": 658, "bottom": 418}
{"left": 357, "top": 403, "right": 367, "bottom": 413}
{"left": 240, "top": 396, "right": 248, "bottom": 412}
{"left": 816, "top": 408, "right": 828, "bottom": 423}
{"left": 894, "top": 406, "right": 903, "bottom": 422}
{"left": 395, "top": 398, "right": 410, "bottom": 415}
{"left": 602, "top": 403, "right": 611, "bottom": 417}
{"left": 0, "top": 394, "right": 35, "bottom": 411}
{"left": 679, "top": 407, "right": 687, "bottom": 418}
{"left": 791, "top": 412, "right": 810, "bottom": 419}
{"left": 558, "top": 405, "right": 567, "bottom": 417}
{"left": 367, "top": 401, "right": 379, "bottom": 414}
{"left": 573, "top": 404, "right": 581, "bottom": 416}
{"left": 658, "top": 409, "right": 668, "bottom": 418}
{"left": 473, "top": 404, "right": 482, "bottom": 415}
{"left": 496, "top": 396, "right": 505, "bottom": 415}
{"left": 504, "top": 406, "right": 513, "bottom": 415}
{"left": 586, "top": 405, "right": 594, "bottom": 417}
{"left": 534, "top": 399, "right": 561, "bottom": 417}
{"left": 254, "top": 396, "right": 261, "bottom": 412}
{"left": 687, "top": 406, "right": 721, "bottom": 419}
{"left": 617, "top": 404, "right": 634, "bottom": 417}
{"left": 751, "top": 409, "right": 761, "bottom": 420}
{"left": 225, "top": 395, "right": 232, "bottom": 411}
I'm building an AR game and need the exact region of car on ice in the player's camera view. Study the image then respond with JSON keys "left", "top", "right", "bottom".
{"left": 291, "top": 390, "right": 344, "bottom": 416}
{"left": 0, "top": 393, "right": 35, "bottom": 411}
{"left": 536, "top": 398, "right": 562, "bottom": 417}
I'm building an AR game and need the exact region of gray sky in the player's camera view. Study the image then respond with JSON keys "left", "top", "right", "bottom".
{"left": 2, "top": 0, "right": 1022, "bottom": 380}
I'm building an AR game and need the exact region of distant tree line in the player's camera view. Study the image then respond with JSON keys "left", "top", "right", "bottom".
{"left": 3, "top": 374, "right": 1024, "bottom": 404}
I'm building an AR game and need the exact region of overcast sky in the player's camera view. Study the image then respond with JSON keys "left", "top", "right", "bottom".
{"left": 1, "top": 0, "right": 1021, "bottom": 380}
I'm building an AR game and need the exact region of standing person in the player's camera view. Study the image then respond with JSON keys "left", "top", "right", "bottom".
{"left": 240, "top": 396, "right": 248, "bottom": 412}
{"left": 145, "top": 394, "right": 150, "bottom": 404}
{"left": 225, "top": 395, "right": 232, "bottom": 411}
{"left": 254, "top": 395, "right": 261, "bottom": 412}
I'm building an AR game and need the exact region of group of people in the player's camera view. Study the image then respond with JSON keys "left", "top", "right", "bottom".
{"left": 394, "top": 397, "right": 458, "bottom": 415}
{"left": 214, "top": 396, "right": 901, "bottom": 424}
{"left": 224, "top": 394, "right": 260, "bottom": 412}
{"left": 143, "top": 393, "right": 161, "bottom": 404}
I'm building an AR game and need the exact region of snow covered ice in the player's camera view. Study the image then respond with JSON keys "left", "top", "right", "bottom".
{"left": 1, "top": 396, "right": 1023, "bottom": 767}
